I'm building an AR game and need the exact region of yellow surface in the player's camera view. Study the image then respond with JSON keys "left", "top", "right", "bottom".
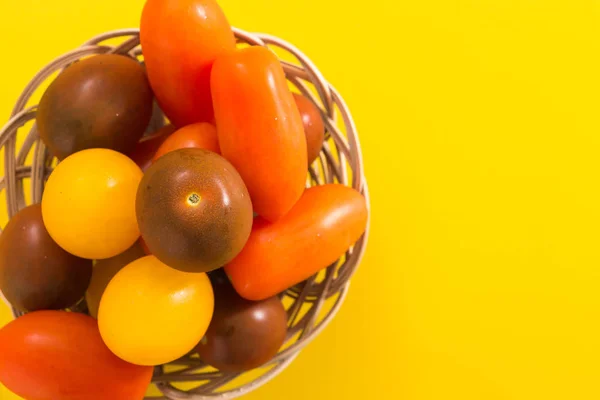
{"left": 2, "top": 0, "right": 600, "bottom": 399}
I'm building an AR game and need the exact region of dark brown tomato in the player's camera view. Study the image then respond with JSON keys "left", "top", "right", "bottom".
{"left": 196, "top": 270, "right": 288, "bottom": 372}
{"left": 128, "top": 124, "right": 176, "bottom": 172}
{"left": 0, "top": 205, "right": 92, "bottom": 312}
{"left": 293, "top": 93, "right": 325, "bottom": 165}
{"left": 136, "top": 148, "right": 253, "bottom": 273}
{"left": 37, "top": 54, "right": 154, "bottom": 160}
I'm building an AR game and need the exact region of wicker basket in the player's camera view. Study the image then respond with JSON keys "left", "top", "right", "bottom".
{"left": 0, "top": 28, "right": 370, "bottom": 399}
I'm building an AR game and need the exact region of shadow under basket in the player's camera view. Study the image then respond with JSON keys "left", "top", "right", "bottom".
{"left": 0, "top": 28, "right": 370, "bottom": 399}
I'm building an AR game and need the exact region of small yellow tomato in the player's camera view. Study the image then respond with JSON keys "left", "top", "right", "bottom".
{"left": 42, "top": 149, "right": 142, "bottom": 259}
{"left": 98, "top": 256, "right": 214, "bottom": 366}
{"left": 86, "top": 241, "right": 146, "bottom": 318}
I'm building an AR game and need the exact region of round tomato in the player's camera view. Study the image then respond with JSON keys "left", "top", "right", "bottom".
{"left": 137, "top": 148, "right": 253, "bottom": 273}
{"left": 42, "top": 149, "right": 143, "bottom": 260}
{"left": 212, "top": 46, "right": 308, "bottom": 221}
{"left": 196, "top": 271, "right": 288, "bottom": 372}
{"left": 0, "top": 311, "right": 152, "bottom": 400}
{"left": 98, "top": 255, "right": 214, "bottom": 366}
{"left": 0, "top": 204, "right": 92, "bottom": 312}
{"left": 153, "top": 122, "right": 220, "bottom": 161}
{"left": 37, "top": 54, "right": 154, "bottom": 160}
{"left": 225, "top": 184, "right": 368, "bottom": 300}
{"left": 128, "top": 124, "right": 176, "bottom": 171}
{"left": 85, "top": 241, "right": 146, "bottom": 318}
{"left": 140, "top": 0, "right": 235, "bottom": 126}
{"left": 293, "top": 93, "right": 325, "bottom": 165}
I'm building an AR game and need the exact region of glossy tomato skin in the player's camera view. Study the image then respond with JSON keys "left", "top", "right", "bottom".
{"left": 128, "top": 124, "right": 176, "bottom": 171}
{"left": 141, "top": 0, "right": 235, "bottom": 127}
{"left": 212, "top": 46, "right": 308, "bottom": 222}
{"left": 293, "top": 93, "right": 326, "bottom": 165}
{"left": 0, "top": 311, "right": 153, "bottom": 400}
{"left": 98, "top": 256, "right": 214, "bottom": 366}
{"left": 37, "top": 54, "right": 154, "bottom": 160}
{"left": 225, "top": 184, "right": 368, "bottom": 301}
{"left": 137, "top": 148, "right": 252, "bottom": 273}
{"left": 196, "top": 271, "right": 288, "bottom": 372}
{"left": 153, "top": 122, "right": 220, "bottom": 161}
{"left": 85, "top": 241, "right": 146, "bottom": 318}
{"left": 42, "top": 149, "right": 143, "bottom": 260}
{"left": 0, "top": 204, "right": 92, "bottom": 312}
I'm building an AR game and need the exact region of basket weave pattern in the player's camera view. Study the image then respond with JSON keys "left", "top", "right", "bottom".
{"left": 0, "top": 28, "right": 370, "bottom": 399}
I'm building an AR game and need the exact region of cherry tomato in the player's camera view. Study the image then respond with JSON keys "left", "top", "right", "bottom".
{"left": 153, "top": 122, "right": 220, "bottom": 161}
{"left": 128, "top": 124, "right": 176, "bottom": 171}
{"left": 85, "top": 241, "right": 146, "bottom": 318}
{"left": 293, "top": 93, "right": 326, "bottom": 165}
{"left": 196, "top": 271, "right": 288, "bottom": 372}
{"left": 137, "top": 149, "right": 252, "bottom": 273}
{"left": 37, "top": 54, "right": 154, "bottom": 160}
{"left": 212, "top": 46, "right": 308, "bottom": 222}
{"left": 98, "top": 255, "right": 214, "bottom": 366}
{"left": 42, "top": 149, "right": 143, "bottom": 260}
{"left": 225, "top": 184, "right": 368, "bottom": 300}
{"left": 0, "top": 311, "right": 153, "bottom": 400}
{"left": 140, "top": 0, "right": 236, "bottom": 126}
{"left": 0, "top": 204, "right": 92, "bottom": 312}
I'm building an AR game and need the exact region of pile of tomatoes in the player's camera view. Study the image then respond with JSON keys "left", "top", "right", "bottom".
{"left": 0, "top": 1, "right": 368, "bottom": 399}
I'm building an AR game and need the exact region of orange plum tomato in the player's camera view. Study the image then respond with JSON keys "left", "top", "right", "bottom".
{"left": 0, "top": 311, "right": 153, "bottom": 400}
{"left": 225, "top": 184, "right": 368, "bottom": 301}
{"left": 211, "top": 46, "right": 308, "bottom": 222}
{"left": 140, "top": 0, "right": 236, "bottom": 126}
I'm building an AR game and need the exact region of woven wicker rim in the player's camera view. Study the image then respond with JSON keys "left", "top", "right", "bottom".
{"left": 0, "top": 27, "right": 370, "bottom": 399}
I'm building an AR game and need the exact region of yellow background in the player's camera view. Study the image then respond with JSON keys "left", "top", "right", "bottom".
{"left": 2, "top": 0, "right": 600, "bottom": 399}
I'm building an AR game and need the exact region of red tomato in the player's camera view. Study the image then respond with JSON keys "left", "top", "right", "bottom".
{"left": 128, "top": 124, "right": 176, "bottom": 171}
{"left": 140, "top": 0, "right": 236, "bottom": 127}
{"left": 293, "top": 93, "right": 325, "bottom": 165}
{"left": 153, "top": 122, "right": 220, "bottom": 162}
{"left": 212, "top": 47, "right": 308, "bottom": 221}
{"left": 0, "top": 311, "right": 152, "bottom": 400}
{"left": 225, "top": 184, "right": 368, "bottom": 300}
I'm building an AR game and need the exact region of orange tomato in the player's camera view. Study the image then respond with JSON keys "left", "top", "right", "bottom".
{"left": 140, "top": 0, "right": 236, "bottom": 126}
{"left": 212, "top": 46, "right": 308, "bottom": 221}
{"left": 153, "top": 122, "right": 220, "bottom": 161}
{"left": 225, "top": 184, "right": 368, "bottom": 300}
{"left": 0, "top": 311, "right": 152, "bottom": 400}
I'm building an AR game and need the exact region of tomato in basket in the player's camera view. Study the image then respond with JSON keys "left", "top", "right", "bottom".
{"left": 196, "top": 270, "right": 288, "bottom": 372}
{"left": 141, "top": 0, "right": 236, "bottom": 126}
{"left": 153, "top": 122, "right": 220, "bottom": 161}
{"left": 136, "top": 148, "right": 252, "bottom": 273}
{"left": 41, "top": 149, "right": 143, "bottom": 260}
{"left": 225, "top": 184, "right": 368, "bottom": 301}
{"left": 37, "top": 54, "right": 154, "bottom": 160}
{"left": 293, "top": 93, "right": 326, "bottom": 166}
{"left": 0, "top": 311, "right": 153, "bottom": 400}
{"left": 128, "top": 124, "right": 176, "bottom": 172}
{"left": 98, "top": 255, "right": 214, "bottom": 366}
{"left": 0, "top": 204, "right": 92, "bottom": 312}
{"left": 212, "top": 46, "right": 308, "bottom": 222}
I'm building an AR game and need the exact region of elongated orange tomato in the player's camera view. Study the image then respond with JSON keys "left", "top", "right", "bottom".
{"left": 0, "top": 311, "right": 152, "bottom": 400}
{"left": 141, "top": 0, "right": 235, "bottom": 126}
{"left": 225, "top": 184, "right": 368, "bottom": 300}
{"left": 211, "top": 46, "right": 308, "bottom": 221}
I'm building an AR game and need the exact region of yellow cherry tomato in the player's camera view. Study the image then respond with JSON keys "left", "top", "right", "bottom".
{"left": 42, "top": 149, "right": 142, "bottom": 259}
{"left": 86, "top": 241, "right": 146, "bottom": 318}
{"left": 98, "top": 255, "right": 214, "bottom": 366}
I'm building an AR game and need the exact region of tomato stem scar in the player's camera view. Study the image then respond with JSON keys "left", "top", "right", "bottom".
{"left": 187, "top": 193, "right": 201, "bottom": 206}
